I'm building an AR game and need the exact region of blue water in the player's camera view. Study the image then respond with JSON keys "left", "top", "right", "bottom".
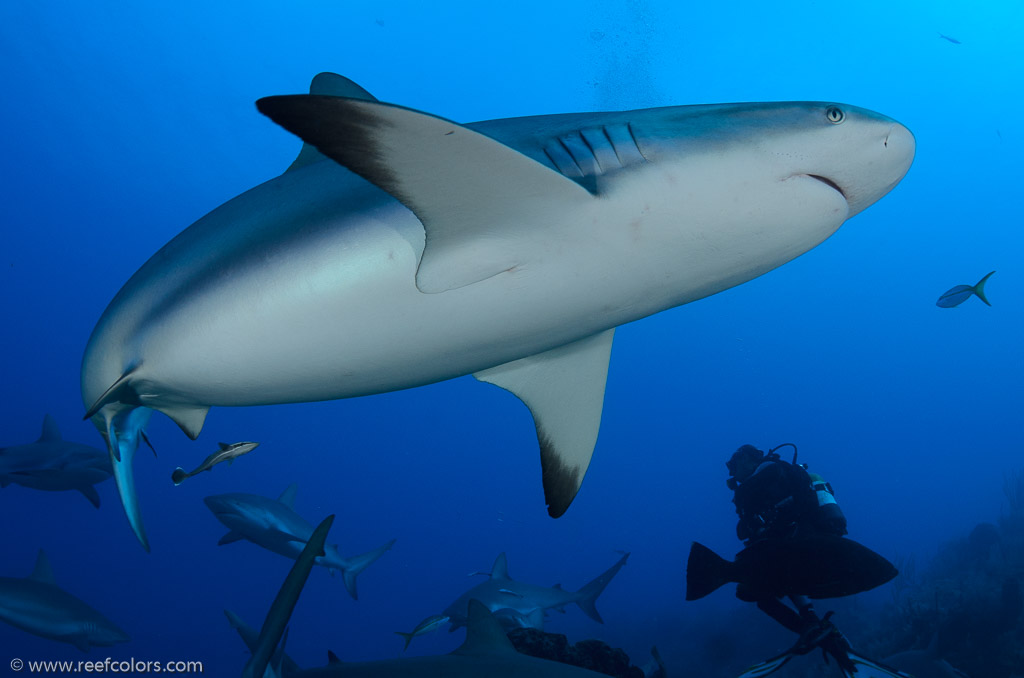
{"left": 1, "top": 1, "right": 1021, "bottom": 675}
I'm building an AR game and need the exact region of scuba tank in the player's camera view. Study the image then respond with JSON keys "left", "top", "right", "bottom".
{"left": 808, "top": 471, "right": 848, "bottom": 535}
{"left": 770, "top": 443, "right": 849, "bottom": 536}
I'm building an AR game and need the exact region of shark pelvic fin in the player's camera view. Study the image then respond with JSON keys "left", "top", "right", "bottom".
{"left": 78, "top": 485, "right": 101, "bottom": 508}
{"left": 29, "top": 549, "right": 56, "bottom": 585}
{"left": 159, "top": 404, "right": 209, "bottom": 440}
{"left": 286, "top": 72, "right": 379, "bottom": 173}
{"left": 256, "top": 94, "right": 593, "bottom": 293}
{"left": 39, "top": 414, "right": 61, "bottom": 442}
{"left": 475, "top": 329, "right": 614, "bottom": 518}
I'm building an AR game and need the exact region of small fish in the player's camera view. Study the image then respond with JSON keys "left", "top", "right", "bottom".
{"left": 939, "top": 33, "right": 961, "bottom": 44}
{"left": 171, "top": 441, "right": 259, "bottom": 485}
{"left": 936, "top": 271, "right": 995, "bottom": 308}
{"left": 394, "top": 614, "right": 449, "bottom": 651}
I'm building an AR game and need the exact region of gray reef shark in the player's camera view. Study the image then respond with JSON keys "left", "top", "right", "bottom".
{"left": 0, "top": 414, "right": 112, "bottom": 507}
{"left": 233, "top": 524, "right": 623, "bottom": 678}
{"left": 204, "top": 483, "right": 394, "bottom": 599}
{"left": 172, "top": 440, "right": 259, "bottom": 485}
{"left": 80, "top": 72, "right": 915, "bottom": 549}
{"left": 441, "top": 551, "right": 629, "bottom": 632}
{"left": 0, "top": 550, "right": 129, "bottom": 651}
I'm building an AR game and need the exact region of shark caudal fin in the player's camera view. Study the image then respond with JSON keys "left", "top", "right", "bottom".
{"left": 574, "top": 551, "right": 629, "bottom": 623}
{"left": 242, "top": 515, "right": 334, "bottom": 678}
{"left": 95, "top": 407, "right": 153, "bottom": 551}
{"left": 685, "top": 542, "right": 734, "bottom": 601}
{"left": 339, "top": 538, "right": 396, "bottom": 600}
{"left": 973, "top": 270, "right": 996, "bottom": 306}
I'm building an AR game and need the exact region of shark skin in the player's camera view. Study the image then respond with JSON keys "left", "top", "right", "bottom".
{"left": 0, "top": 550, "right": 129, "bottom": 651}
{"left": 0, "top": 414, "right": 112, "bottom": 508}
{"left": 80, "top": 73, "right": 916, "bottom": 549}
{"left": 441, "top": 552, "right": 629, "bottom": 632}
{"left": 204, "top": 483, "right": 394, "bottom": 600}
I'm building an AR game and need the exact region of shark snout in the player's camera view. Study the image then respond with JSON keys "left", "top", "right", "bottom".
{"left": 92, "top": 620, "right": 131, "bottom": 646}
{"left": 842, "top": 119, "right": 916, "bottom": 218}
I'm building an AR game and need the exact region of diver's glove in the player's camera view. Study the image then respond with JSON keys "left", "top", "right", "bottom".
{"left": 790, "top": 616, "right": 834, "bottom": 656}
{"left": 818, "top": 621, "right": 856, "bottom": 674}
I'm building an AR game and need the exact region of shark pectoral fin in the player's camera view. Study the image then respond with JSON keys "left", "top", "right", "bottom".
{"left": 29, "top": 549, "right": 56, "bottom": 585}
{"left": 256, "top": 94, "right": 593, "bottom": 293}
{"left": 158, "top": 404, "right": 209, "bottom": 440}
{"left": 218, "top": 530, "right": 246, "bottom": 546}
{"left": 452, "top": 600, "right": 518, "bottom": 657}
{"left": 277, "top": 483, "right": 298, "bottom": 508}
{"left": 286, "top": 72, "right": 379, "bottom": 173}
{"left": 475, "top": 329, "right": 614, "bottom": 517}
{"left": 78, "top": 485, "right": 101, "bottom": 509}
{"left": 39, "top": 414, "right": 61, "bottom": 442}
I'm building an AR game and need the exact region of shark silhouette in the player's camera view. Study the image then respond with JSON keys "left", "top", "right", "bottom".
{"left": 80, "top": 72, "right": 915, "bottom": 549}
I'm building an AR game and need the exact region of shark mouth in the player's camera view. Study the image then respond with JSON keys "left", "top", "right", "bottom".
{"left": 805, "top": 174, "right": 847, "bottom": 201}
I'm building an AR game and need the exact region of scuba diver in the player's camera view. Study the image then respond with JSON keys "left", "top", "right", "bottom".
{"left": 726, "top": 443, "right": 855, "bottom": 674}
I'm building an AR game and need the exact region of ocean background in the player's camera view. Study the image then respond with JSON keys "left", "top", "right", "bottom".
{"left": 1, "top": 1, "right": 1021, "bottom": 675}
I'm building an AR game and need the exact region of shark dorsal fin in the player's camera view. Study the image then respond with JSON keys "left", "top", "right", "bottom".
{"left": 452, "top": 600, "right": 517, "bottom": 657}
{"left": 285, "top": 73, "right": 379, "bottom": 174}
{"left": 278, "top": 483, "right": 298, "bottom": 508}
{"left": 30, "top": 549, "right": 56, "bottom": 585}
{"left": 218, "top": 442, "right": 231, "bottom": 451}
{"left": 39, "top": 414, "right": 61, "bottom": 442}
{"left": 490, "top": 553, "right": 510, "bottom": 580}
{"left": 326, "top": 650, "right": 342, "bottom": 665}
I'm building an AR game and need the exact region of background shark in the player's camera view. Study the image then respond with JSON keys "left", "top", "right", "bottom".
{"left": 204, "top": 483, "right": 395, "bottom": 599}
{"left": 0, "top": 550, "right": 129, "bottom": 651}
{"left": 440, "top": 551, "right": 629, "bottom": 632}
{"left": 233, "top": 522, "right": 628, "bottom": 678}
{"left": 0, "top": 414, "right": 112, "bottom": 508}
{"left": 78, "top": 73, "right": 914, "bottom": 549}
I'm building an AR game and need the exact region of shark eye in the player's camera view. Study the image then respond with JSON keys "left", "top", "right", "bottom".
{"left": 825, "top": 106, "right": 845, "bottom": 124}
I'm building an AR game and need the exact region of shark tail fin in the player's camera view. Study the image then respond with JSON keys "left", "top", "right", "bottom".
{"left": 574, "top": 551, "right": 629, "bottom": 623}
{"left": 394, "top": 631, "right": 414, "bottom": 651}
{"left": 685, "top": 542, "right": 734, "bottom": 601}
{"left": 100, "top": 408, "right": 153, "bottom": 552}
{"left": 340, "top": 538, "right": 396, "bottom": 600}
{"left": 973, "top": 270, "right": 995, "bottom": 306}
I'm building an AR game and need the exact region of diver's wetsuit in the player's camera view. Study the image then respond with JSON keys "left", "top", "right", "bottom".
{"left": 732, "top": 456, "right": 847, "bottom": 634}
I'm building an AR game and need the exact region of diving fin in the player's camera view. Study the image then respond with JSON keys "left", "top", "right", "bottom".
{"left": 848, "top": 651, "right": 913, "bottom": 677}
{"left": 736, "top": 650, "right": 794, "bottom": 678}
